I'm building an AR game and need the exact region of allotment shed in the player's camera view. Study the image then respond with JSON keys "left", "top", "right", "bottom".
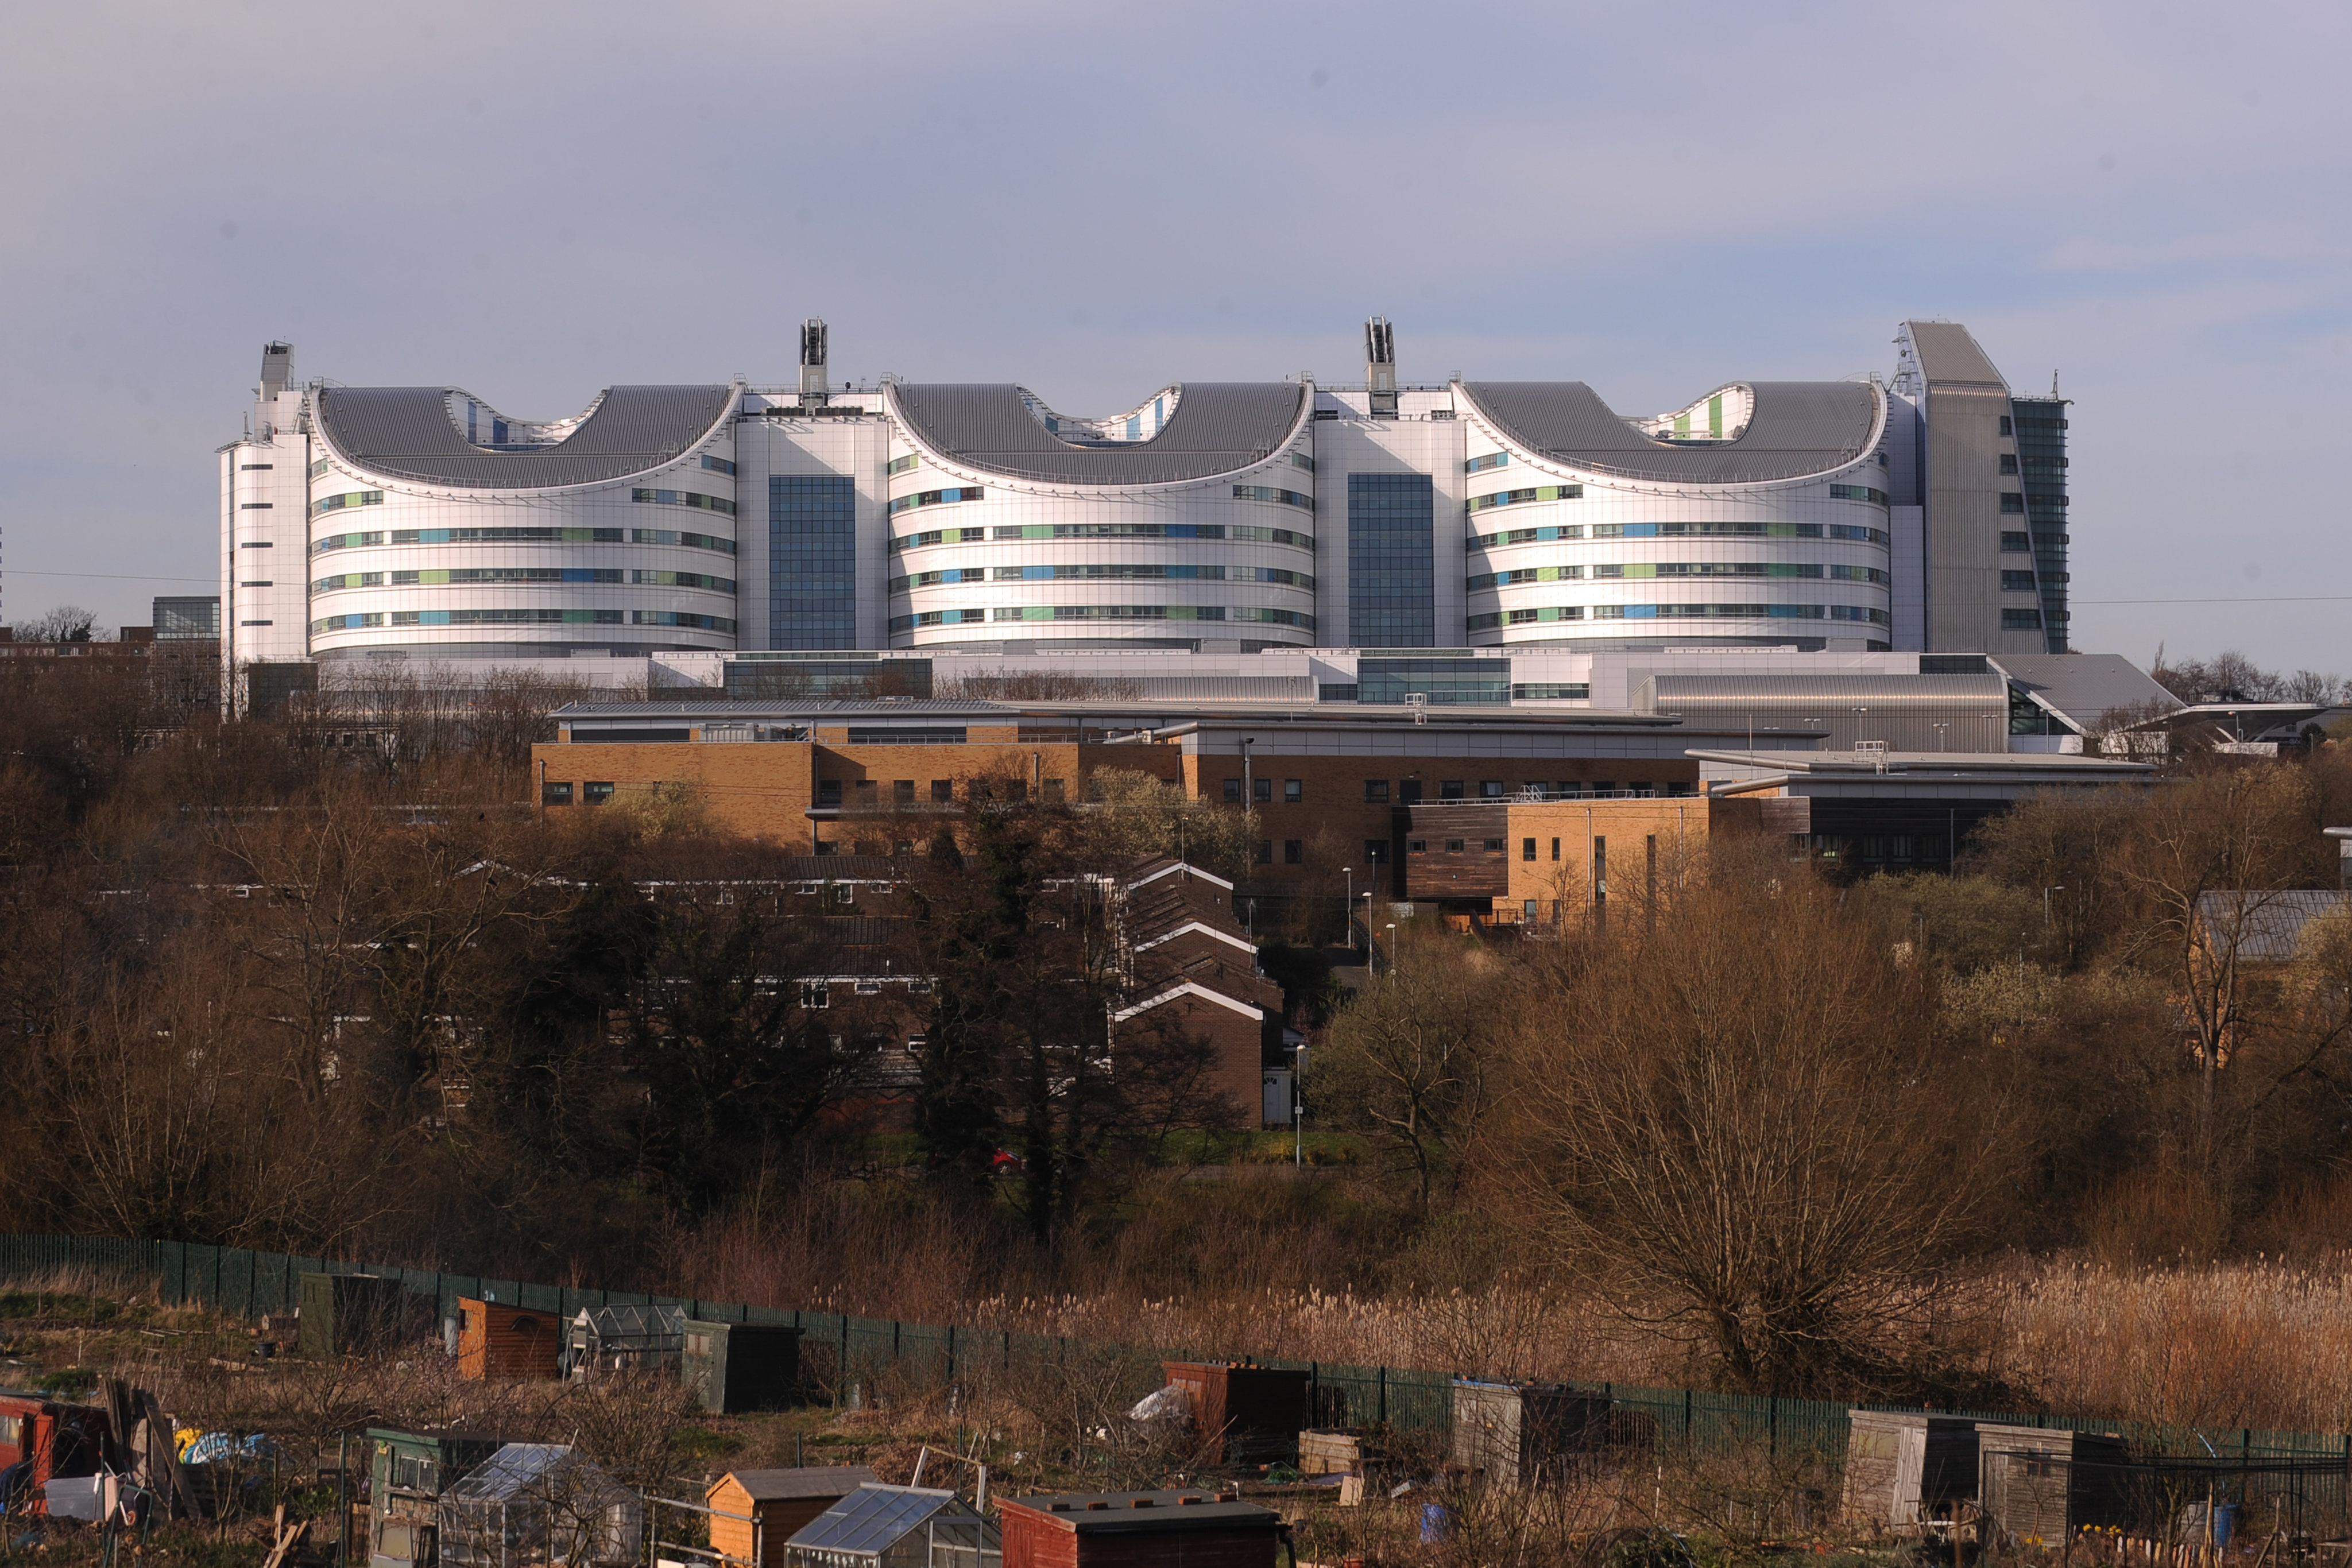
{"left": 783, "top": 1484, "right": 994, "bottom": 1568}
{"left": 707, "top": 1468, "right": 879, "bottom": 1567}
{"left": 996, "top": 1489, "right": 1281, "bottom": 1568}
{"left": 367, "top": 1427, "right": 505, "bottom": 1568}
{"left": 684, "top": 1320, "right": 804, "bottom": 1414}
{"left": 1842, "top": 1412, "right": 1980, "bottom": 1530}
{"left": 303, "top": 1274, "right": 425, "bottom": 1360}
{"left": 1159, "top": 1362, "right": 1311, "bottom": 1465}
{"left": 1450, "top": 1380, "right": 1617, "bottom": 1488}
{"left": 1976, "top": 1424, "right": 2131, "bottom": 1547}
{"left": 456, "top": 1298, "right": 562, "bottom": 1382}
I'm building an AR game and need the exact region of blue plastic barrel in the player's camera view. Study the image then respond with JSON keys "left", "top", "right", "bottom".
{"left": 1421, "top": 1505, "right": 1454, "bottom": 1543}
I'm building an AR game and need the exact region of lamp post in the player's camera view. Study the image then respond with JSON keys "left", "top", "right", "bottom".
{"left": 1932, "top": 722, "right": 1950, "bottom": 752}
{"left": 1344, "top": 866, "right": 1353, "bottom": 954}
{"left": 1293, "top": 1040, "right": 1307, "bottom": 1168}
{"left": 1385, "top": 923, "right": 1397, "bottom": 986}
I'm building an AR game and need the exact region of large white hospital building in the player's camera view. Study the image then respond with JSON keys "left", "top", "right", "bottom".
{"left": 219, "top": 319, "right": 2070, "bottom": 679}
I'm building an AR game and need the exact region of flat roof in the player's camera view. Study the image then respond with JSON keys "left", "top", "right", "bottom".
{"left": 997, "top": 1490, "right": 1280, "bottom": 1532}
{"left": 555, "top": 698, "right": 1703, "bottom": 732}
{"left": 1690, "top": 748, "right": 2153, "bottom": 776}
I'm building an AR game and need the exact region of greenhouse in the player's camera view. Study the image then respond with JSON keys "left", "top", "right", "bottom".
{"left": 439, "top": 1444, "right": 642, "bottom": 1568}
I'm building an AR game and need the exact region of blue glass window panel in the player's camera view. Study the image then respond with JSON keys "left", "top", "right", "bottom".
{"left": 1347, "top": 473, "right": 1436, "bottom": 648}
{"left": 772, "top": 475, "right": 857, "bottom": 649}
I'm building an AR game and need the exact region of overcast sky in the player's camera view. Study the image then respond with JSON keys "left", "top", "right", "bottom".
{"left": 2, "top": 0, "right": 2346, "bottom": 673}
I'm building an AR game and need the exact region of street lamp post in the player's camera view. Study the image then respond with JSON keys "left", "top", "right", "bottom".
{"left": 1385, "top": 923, "right": 1397, "bottom": 986}
{"left": 1344, "top": 867, "right": 1353, "bottom": 954}
{"left": 1293, "top": 1040, "right": 1307, "bottom": 1168}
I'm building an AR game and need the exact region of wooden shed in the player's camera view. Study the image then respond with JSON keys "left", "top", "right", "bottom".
{"left": 455, "top": 1298, "right": 562, "bottom": 1382}
{"left": 302, "top": 1273, "right": 423, "bottom": 1360}
{"left": 368, "top": 1427, "right": 505, "bottom": 1568}
{"left": 1159, "top": 1362, "right": 1311, "bottom": 1465}
{"left": 1841, "top": 1412, "right": 1980, "bottom": 1530}
{"left": 1976, "top": 1424, "right": 2130, "bottom": 1547}
{"left": 996, "top": 1489, "right": 1280, "bottom": 1568}
{"left": 1450, "top": 1380, "right": 1617, "bottom": 1488}
{"left": 684, "top": 1321, "right": 804, "bottom": 1414}
{"left": 707, "top": 1468, "right": 879, "bottom": 1568}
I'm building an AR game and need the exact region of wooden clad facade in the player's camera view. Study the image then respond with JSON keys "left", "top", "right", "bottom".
{"left": 707, "top": 1469, "right": 877, "bottom": 1567}
{"left": 455, "top": 1298, "right": 561, "bottom": 1382}
{"left": 1841, "top": 1412, "right": 1980, "bottom": 1529}
{"left": 996, "top": 1492, "right": 1280, "bottom": 1568}
{"left": 1159, "top": 1362, "right": 1311, "bottom": 1465}
{"left": 1976, "top": 1424, "right": 2130, "bottom": 1546}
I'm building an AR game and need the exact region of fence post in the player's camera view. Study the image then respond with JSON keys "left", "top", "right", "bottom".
{"left": 1769, "top": 1396, "right": 1778, "bottom": 1458}
{"left": 1378, "top": 1366, "right": 1387, "bottom": 1426}
{"left": 947, "top": 1325, "right": 956, "bottom": 1385}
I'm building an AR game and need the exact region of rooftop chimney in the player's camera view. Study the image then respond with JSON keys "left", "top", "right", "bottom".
{"left": 799, "top": 319, "right": 829, "bottom": 406}
{"left": 1364, "top": 316, "right": 1398, "bottom": 418}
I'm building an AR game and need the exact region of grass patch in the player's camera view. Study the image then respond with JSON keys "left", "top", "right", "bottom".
{"left": 0, "top": 1291, "right": 121, "bottom": 1325}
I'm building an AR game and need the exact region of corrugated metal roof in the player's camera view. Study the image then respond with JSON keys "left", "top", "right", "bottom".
{"left": 787, "top": 1485, "right": 977, "bottom": 1558}
{"left": 1902, "top": 322, "right": 2008, "bottom": 389}
{"left": 315, "top": 385, "right": 736, "bottom": 489}
{"left": 887, "top": 383, "right": 1306, "bottom": 485}
{"left": 1459, "top": 381, "right": 1880, "bottom": 483}
{"left": 2195, "top": 891, "right": 2352, "bottom": 962}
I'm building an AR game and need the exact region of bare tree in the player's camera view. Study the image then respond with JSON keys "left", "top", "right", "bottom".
{"left": 1318, "top": 936, "right": 1504, "bottom": 1207}
{"left": 1507, "top": 872, "right": 2008, "bottom": 1395}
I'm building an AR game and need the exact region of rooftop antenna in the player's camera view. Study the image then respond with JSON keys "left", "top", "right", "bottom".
{"left": 1365, "top": 316, "right": 1398, "bottom": 419}
{"left": 799, "top": 319, "right": 829, "bottom": 406}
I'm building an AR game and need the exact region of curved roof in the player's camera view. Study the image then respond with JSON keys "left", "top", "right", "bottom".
{"left": 888, "top": 382, "right": 1306, "bottom": 485}
{"left": 314, "top": 384, "right": 735, "bottom": 489}
{"left": 1460, "top": 380, "right": 1881, "bottom": 484}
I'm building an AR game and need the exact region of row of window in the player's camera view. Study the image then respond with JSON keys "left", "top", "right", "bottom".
{"left": 320, "top": 567, "right": 738, "bottom": 593}
{"left": 1233, "top": 485, "right": 1315, "bottom": 510}
{"left": 313, "top": 608, "right": 739, "bottom": 633}
{"left": 892, "top": 523, "right": 1315, "bottom": 551}
{"left": 1291, "top": 451, "right": 1316, "bottom": 473}
{"left": 1472, "top": 521, "right": 1888, "bottom": 547}
{"left": 312, "top": 527, "right": 737, "bottom": 555}
{"left": 887, "top": 453, "right": 920, "bottom": 476}
{"left": 701, "top": 453, "right": 737, "bottom": 477}
{"left": 891, "top": 605, "right": 1317, "bottom": 632}
{"left": 2002, "top": 570, "right": 2040, "bottom": 591}
{"left": 1467, "top": 562, "right": 1889, "bottom": 589}
{"left": 888, "top": 485, "right": 984, "bottom": 516}
{"left": 2003, "top": 608, "right": 2044, "bottom": 629}
{"left": 890, "top": 564, "right": 1314, "bottom": 590}
{"left": 1827, "top": 484, "right": 1890, "bottom": 505}
{"left": 1467, "top": 485, "right": 1583, "bottom": 513}
{"left": 312, "top": 490, "right": 385, "bottom": 516}
{"left": 1465, "top": 452, "right": 1510, "bottom": 474}
{"left": 1512, "top": 683, "right": 1591, "bottom": 700}
{"left": 1467, "top": 602, "right": 1891, "bottom": 629}
{"left": 633, "top": 487, "right": 737, "bottom": 516}
{"left": 1225, "top": 777, "right": 1689, "bottom": 804}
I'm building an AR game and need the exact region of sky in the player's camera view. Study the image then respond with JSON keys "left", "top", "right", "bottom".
{"left": 2, "top": 0, "right": 2347, "bottom": 673}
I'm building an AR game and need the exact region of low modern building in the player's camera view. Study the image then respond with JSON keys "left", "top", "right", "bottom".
{"left": 533, "top": 696, "right": 2156, "bottom": 900}
{"left": 218, "top": 316, "right": 2072, "bottom": 704}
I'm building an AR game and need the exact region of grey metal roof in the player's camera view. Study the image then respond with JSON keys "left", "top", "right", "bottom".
{"left": 2195, "top": 891, "right": 2352, "bottom": 962}
{"left": 1459, "top": 381, "right": 1880, "bottom": 483}
{"left": 1989, "top": 655, "right": 2181, "bottom": 731}
{"left": 787, "top": 1485, "right": 980, "bottom": 1558}
{"left": 315, "top": 385, "right": 735, "bottom": 489}
{"left": 725, "top": 1468, "right": 877, "bottom": 1503}
{"left": 887, "top": 383, "right": 1306, "bottom": 485}
{"left": 1902, "top": 322, "right": 2008, "bottom": 389}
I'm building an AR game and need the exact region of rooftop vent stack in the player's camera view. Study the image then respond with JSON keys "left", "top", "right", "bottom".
{"left": 257, "top": 341, "right": 293, "bottom": 435}
{"left": 1365, "top": 316, "right": 1398, "bottom": 418}
{"left": 799, "top": 319, "right": 830, "bottom": 406}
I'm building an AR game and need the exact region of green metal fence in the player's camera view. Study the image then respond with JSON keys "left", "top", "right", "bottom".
{"left": 7, "top": 1232, "right": 2346, "bottom": 1475}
